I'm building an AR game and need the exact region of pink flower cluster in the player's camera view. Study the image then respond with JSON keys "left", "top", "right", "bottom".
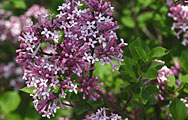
{"left": 16, "top": 0, "right": 127, "bottom": 118}
{"left": 166, "top": 0, "right": 174, "bottom": 7}
{"left": 157, "top": 66, "right": 173, "bottom": 100}
{"left": 0, "top": 4, "right": 47, "bottom": 43}
{"left": 86, "top": 108, "right": 124, "bottom": 120}
{"left": 157, "top": 66, "right": 173, "bottom": 84}
{"left": 153, "top": 59, "right": 174, "bottom": 100}
{"left": 152, "top": 59, "right": 183, "bottom": 100}
{"left": 168, "top": 4, "right": 188, "bottom": 46}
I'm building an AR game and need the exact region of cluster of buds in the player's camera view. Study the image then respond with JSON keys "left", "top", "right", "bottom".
{"left": 16, "top": 0, "right": 127, "bottom": 118}
{"left": 168, "top": 4, "right": 188, "bottom": 46}
{"left": 86, "top": 108, "right": 124, "bottom": 120}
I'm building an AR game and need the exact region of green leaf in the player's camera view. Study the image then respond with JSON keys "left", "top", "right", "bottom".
{"left": 138, "top": 0, "right": 153, "bottom": 8}
{"left": 167, "top": 75, "right": 175, "bottom": 87}
{"left": 142, "top": 85, "right": 159, "bottom": 105}
{"left": 20, "top": 87, "right": 36, "bottom": 94}
{"left": 2, "top": 1, "right": 12, "bottom": 10}
{"left": 6, "top": 113, "right": 21, "bottom": 120}
{"left": 148, "top": 96, "right": 157, "bottom": 105}
{"left": 138, "top": 12, "right": 153, "bottom": 28}
{"left": 135, "top": 46, "right": 147, "bottom": 61}
{"left": 41, "top": 42, "right": 48, "bottom": 48}
{"left": 179, "top": 74, "right": 188, "bottom": 84}
{"left": 120, "top": 64, "right": 139, "bottom": 83}
{"left": 66, "top": 92, "right": 79, "bottom": 101}
{"left": 0, "top": 91, "right": 21, "bottom": 114}
{"left": 139, "top": 68, "right": 158, "bottom": 80}
{"left": 51, "top": 86, "right": 60, "bottom": 93}
{"left": 121, "top": 16, "right": 135, "bottom": 28}
{"left": 184, "top": 87, "right": 188, "bottom": 94}
{"left": 180, "top": 50, "right": 188, "bottom": 73}
{"left": 138, "top": 12, "right": 153, "bottom": 22}
{"left": 142, "top": 85, "right": 159, "bottom": 99}
{"left": 150, "top": 61, "right": 164, "bottom": 68}
{"left": 148, "top": 47, "right": 168, "bottom": 60}
{"left": 23, "top": 102, "right": 41, "bottom": 120}
{"left": 183, "top": 83, "right": 188, "bottom": 93}
{"left": 11, "top": 0, "right": 26, "bottom": 9}
{"left": 129, "top": 38, "right": 150, "bottom": 62}
{"left": 169, "top": 99, "right": 187, "bottom": 120}
{"left": 74, "top": 103, "right": 89, "bottom": 115}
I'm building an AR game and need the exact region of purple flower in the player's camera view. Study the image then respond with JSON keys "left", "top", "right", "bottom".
{"left": 157, "top": 66, "right": 173, "bottom": 84}
{"left": 168, "top": 4, "right": 188, "bottom": 45}
{"left": 16, "top": 0, "right": 126, "bottom": 118}
{"left": 86, "top": 107, "right": 123, "bottom": 120}
{"left": 75, "top": 73, "right": 104, "bottom": 100}
{"left": 170, "top": 59, "right": 183, "bottom": 76}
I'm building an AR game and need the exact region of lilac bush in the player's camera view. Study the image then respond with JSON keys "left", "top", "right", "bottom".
{"left": 16, "top": 0, "right": 127, "bottom": 118}
{"left": 0, "top": 0, "right": 185, "bottom": 119}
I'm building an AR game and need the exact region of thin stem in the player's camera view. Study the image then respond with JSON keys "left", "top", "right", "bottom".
{"left": 122, "top": 94, "right": 133, "bottom": 111}
{"left": 153, "top": 24, "right": 163, "bottom": 45}
{"left": 122, "top": 77, "right": 141, "bottom": 111}
{"left": 142, "top": 105, "right": 147, "bottom": 120}
{"left": 142, "top": 27, "right": 157, "bottom": 40}
{"left": 130, "top": 0, "right": 139, "bottom": 36}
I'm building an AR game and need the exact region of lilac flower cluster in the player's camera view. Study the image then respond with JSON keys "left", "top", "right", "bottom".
{"left": 157, "top": 66, "right": 173, "bottom": 84}
{"left": 0, "top": 62, "right": 24, "bottom": 90}
{"left": 86, "top": 108, "right": 124, "bottom": 120}
{"left": 168, "top": 4, "right": 188, "bottom": 46}
{"left": 0, "top": 6, "right": 20, "bottom": 42}
{"left": 152, "top": 59, "right": 174, "bottom": 100}
{"left": 166, "top": 0, "right": 174, "bottom": 7}
{"left": 25, "top": 4, "right": 48, "bottom": 20}
{"left": 16, "top": 0, "right": 127, "bottom": 118}
{"left": 0, "top": 4, "right": 47, "bottom": 43}
{"left": 0, "top": 4, "right": 48, "bottom": 90}
{"left": 157, "top": 65, "right": 173, "bottom": 100}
